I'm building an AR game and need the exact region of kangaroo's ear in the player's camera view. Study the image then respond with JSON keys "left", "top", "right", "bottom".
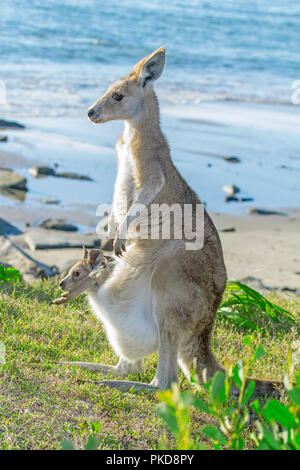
{"left": 136, "top": 47, "right": 166, "bottom": 88}
{"left": 87, "top": 249, "right": 103, "bottom": 270}
{"left": 82, "top": 245, "right": 88, "bottom": 261}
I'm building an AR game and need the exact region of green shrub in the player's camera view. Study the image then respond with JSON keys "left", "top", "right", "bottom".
{"left": 157, "top": 336, "right": 300, "bottom": 450}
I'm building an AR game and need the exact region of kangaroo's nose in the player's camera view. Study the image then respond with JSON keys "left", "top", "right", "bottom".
{"left": 59, "top": 280, "right": 65, "bottom": 289}
{"left": 88, "top": 109, "right": 95, "bottom": 118}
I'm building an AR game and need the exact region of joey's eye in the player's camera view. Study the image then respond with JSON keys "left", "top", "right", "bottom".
{"left": 73, "top": 271, "right": 80, "bottom": 277}
{"left": 112, "top": 93, "right": 124, "bottom": 102}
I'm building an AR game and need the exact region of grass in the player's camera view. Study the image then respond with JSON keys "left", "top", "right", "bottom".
{"left": 0, "top": 277, "right": 299, "bottom": 450}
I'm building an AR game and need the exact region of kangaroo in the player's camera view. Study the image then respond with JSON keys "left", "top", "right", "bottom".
{"left": 53, "top": 247, "right": 114, "bottom": 305}
{"left": 59, "top": 48, "right": 281, "bottom": 394}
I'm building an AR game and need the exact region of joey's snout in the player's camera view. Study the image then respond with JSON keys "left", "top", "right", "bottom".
{"left": 59, "top": 279, "right": 66, "bottom": 290}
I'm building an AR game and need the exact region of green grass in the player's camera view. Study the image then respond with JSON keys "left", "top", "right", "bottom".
{"left": 0, "top": 277, "right": 299, "bottom": 450}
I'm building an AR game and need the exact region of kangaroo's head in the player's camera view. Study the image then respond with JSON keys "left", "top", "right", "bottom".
{"left": 59, "top": 246, "right": 104, "bottom": 291}
{"left": 87, "top": 47, "right": 166, "bottom": 123}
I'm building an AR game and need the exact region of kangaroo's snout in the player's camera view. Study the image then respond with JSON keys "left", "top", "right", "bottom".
{"left": 59, "top": 279, "right": 66, "bottom": 290}
{"left": 87, "top": 109, "right": 95, "bottom": 118}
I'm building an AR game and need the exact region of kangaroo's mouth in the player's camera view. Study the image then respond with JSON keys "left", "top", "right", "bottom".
{"left": 87, "top": 106, "right": 104, "bottom": 123}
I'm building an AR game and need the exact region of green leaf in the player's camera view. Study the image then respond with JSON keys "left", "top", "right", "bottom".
{"left": 287, "top": 387, "right": 300, "bottom": 407}
{"left": 257, "top": 425, "right": 283, "bottom": 450}
{"left": 190, "top": 396, "right": 211, "bottom": 414}
{"left": 254, "top": 344, "right": 266, "bottom": 361}
{"left": 241, "top": 380, "right": 255, "bottom": 406}
{"left": 201, "top": 425, "right": 227, "bottom": 447}
{"left": 85, "top": 435, "right": 98, "bottom": 450}
{"left": 61, "top": 440, "right": 75, "bottom": 450}
{"left": 156, "top": 403, "right": 179, "bottom": 434}
{"left": 233, "top": 364, "right": 242, "bottom": 388}
{"left": 263, "top": 400, "right": 296, "bottom": 429}
{"left": 211, "top": 371, "right": 225, "bottom": 402}
{"left": 232, "top": 435, "right": 245, "bottom": 450}
{"left": 250, "top": 399, "right": 261, "bottom": 415}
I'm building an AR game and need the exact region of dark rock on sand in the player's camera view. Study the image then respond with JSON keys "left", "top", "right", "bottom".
{"left": 0, "top": 218, "right": 22, "bottom": 236}
{"left": 0, "top": 135, "right": 8, "bottom": 142}
{"left": 29, "top": 165, "right": 56, "bottom": 178}
{"left": 41, "top": 198, "right": 60, "bottom": 205}
{"left": 219, "top": 227, "right": 236, "bottom": 233}
{"left": 54, "top": 172, "right": 93, "bottom": 181}
{"left": 0, "top": 119, "right": 25, "bottom": 129}
{"left": 21, "top": 229, "right": 100, "bottom": 251}
{"left": 224, "top": 196, "right": 254, "bottom": 203}
{"left": 39, "top": 218, "right": 78, "bottom": 232}
{"left": 29, "top": 166, "right": 93, "bottom": 181}
{"left": 0, "top": 170, "right": 27, "bottom": 190}
{"left": 0, "top": 236, "right": 56, "bottom": 282}
{"left": 224, "top": 155, "right": 241, "bottom": 163}
{"left": 0, "top": 187, "right": 27, "bottom": 202}
{"left": 247, "top": 208, "right": 288, "bottom": 216}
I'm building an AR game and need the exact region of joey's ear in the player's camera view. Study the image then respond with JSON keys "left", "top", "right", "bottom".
{"left": 87, "top": 249, "right": 103, "bottom": 270}
{"left": 137, "top": 47, "right": 166, "bottom": 88}
{"left": 82, "top": 245, "right": 88, "bottom": 261}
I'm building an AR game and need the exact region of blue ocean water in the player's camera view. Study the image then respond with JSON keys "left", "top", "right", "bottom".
{"left": 1, "top": 0, "right": 300, "bottom": 116}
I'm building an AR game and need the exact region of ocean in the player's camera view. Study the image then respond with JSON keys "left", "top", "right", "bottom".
{"left": 1, "top": 0, "right": 300, "bottom": 116}
{"left": 0, "top": 0, "right": 299, "bottom": 215}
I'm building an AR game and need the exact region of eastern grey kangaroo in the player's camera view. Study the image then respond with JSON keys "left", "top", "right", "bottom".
{"left": 60, "top": 48, "right": 280, "bottom": 394}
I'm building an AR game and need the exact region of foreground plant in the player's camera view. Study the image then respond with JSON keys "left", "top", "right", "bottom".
{"left": 0, "top": 265, "right": 21, "bottom": 283}
{"left": 157, "top": 336, "right": 300, "bottom": 450}
{"left": 217, "top": 281, "right": 295, "bottom": 330}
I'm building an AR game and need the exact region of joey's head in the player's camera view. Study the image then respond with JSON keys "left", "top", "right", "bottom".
{"left": 87, "top": 47, "right": 166, "bottom": 123}
{"left": 59, "top": 246, "right": 104, "bottom": 291}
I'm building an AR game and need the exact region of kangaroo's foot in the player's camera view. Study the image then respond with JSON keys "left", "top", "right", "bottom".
{"left": 57, "top": 358, "right": 143, "bottom": 377}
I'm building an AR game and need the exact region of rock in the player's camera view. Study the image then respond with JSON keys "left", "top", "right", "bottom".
{"left": 0, "top": 135, "right": 8, "bottom": 142}
{"left": 39, "top": 219, "right": 78, "bottom": 232}
{"left": 29, "top": 166, "right": 56, "bottom": 178}
{"left": 224, "top": 196, "right": 239, "bottom": 203}
{"left": 247, "top": 208, "right": 287, "bottom": 216}
{"left": 223, "top": 184, "right": 240, "bottom": 197}
{"left": 0, "top": 119, "right": 25, "bottom": 129}
{"left": 54, "top": 172, "right": 93, "bottom": 181}
{"left": 22, "top": 229, "right": 100, "bottom": 250}
{"left": 219, "top": 227, "right": 236, "bottom": 233}
{"left": 41, "top": 198, "right": 60, "bottom": 205}
{"left": 0, "top": 170, "right": 27, "bottom": 190}
{"left": 0, "top": 187, "right": 27, "bottom": 202}
{"left": 224, "top": 196, "right": 254, "bottom": 203}
{"left": 0, "top": 218, "right": 22, "bottom": 236}
{"left": 0, "top": 166, "right": 12, "bottom": 171}
{"left": 224, "top": 156, "right": 241, "bottom": 163}
{"left": 0, "top": 236, "right": 56, "bottom": 282}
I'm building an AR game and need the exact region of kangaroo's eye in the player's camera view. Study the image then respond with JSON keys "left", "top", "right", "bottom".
{"left": 73, "top": 271, "right": 80, "bottom": 277}
{"left": 112, "top": 93, "right": 124, "bottom": 102}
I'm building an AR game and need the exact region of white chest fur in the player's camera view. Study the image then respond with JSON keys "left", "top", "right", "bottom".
{"left": 113, "top": 123, "right": 137, "bottom": 225}
{"left": 87, "top": 260, "right": 158, "bottom": 361}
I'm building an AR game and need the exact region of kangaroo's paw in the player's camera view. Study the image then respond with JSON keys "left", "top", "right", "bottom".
{"left": 88, "top": 379, "right": 159, "bottom": 392}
